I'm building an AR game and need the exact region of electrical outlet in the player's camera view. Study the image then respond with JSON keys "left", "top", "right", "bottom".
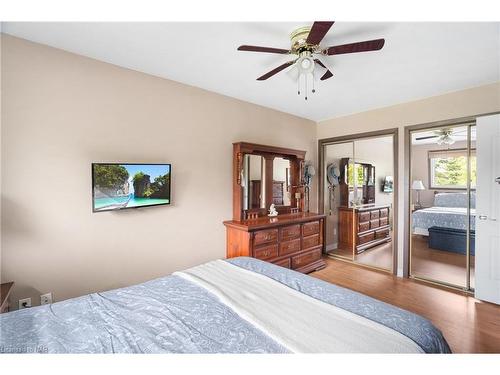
{"left": 40, "top": 293, "right": 53, "bottom": 305}
{"left": 18, "top": 298, "right": 31, "bottom": 310}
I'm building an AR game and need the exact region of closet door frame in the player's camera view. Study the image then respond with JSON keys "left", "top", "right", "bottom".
{"left": 318, "top": 128, "right": 399, "bottom": 275}
{"left": 404, "top": 113, "right": 500, "bottom": 291}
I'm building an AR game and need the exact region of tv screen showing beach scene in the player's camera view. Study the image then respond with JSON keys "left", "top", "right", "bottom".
{"left": 92, "top": 163, "right": 171, "bottom": 212}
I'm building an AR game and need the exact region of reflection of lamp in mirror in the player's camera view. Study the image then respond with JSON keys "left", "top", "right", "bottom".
{"left": 412, "top": 180, "right": 425, "bottom": 209}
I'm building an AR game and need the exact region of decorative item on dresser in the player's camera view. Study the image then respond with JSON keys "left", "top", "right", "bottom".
{"left": 338, "top": 205, "right": 391, "bottom": 254}
{"left": 224, "top": 212, "right": 326, "bottom": 273}
{"left": 0, "top": 282, "right": 14, "bottom": 314}
{"left": 225, "top": 142, "right": 326, "bottom": 273}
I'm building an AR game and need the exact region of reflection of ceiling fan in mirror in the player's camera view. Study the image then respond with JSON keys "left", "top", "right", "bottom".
{"left": 415, "top": 128, "right": 468, "bottom": 145}
{"left": 237, "top": 21, "right": 385, "bottom": 100}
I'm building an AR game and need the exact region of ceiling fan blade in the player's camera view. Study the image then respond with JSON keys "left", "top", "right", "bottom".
{"left": 324, "top": 38, "right": 385, "bottom": 55}
{"left": 257, "top": 61, "right": 296, "bottom": 81}
{"left": 314, "top": 59, "right": 333, "bottom": 80}
{"left": 286, "top": 65, "right": 299, "bottom": 81}
{"left": 415, "top": 135, "right": 438, "bottom": 140}
{"left": 306, "top": 21, "right": 335, "bottom": 45}
{"left": 238, "top": 45, "right": 290, "bottom": 54}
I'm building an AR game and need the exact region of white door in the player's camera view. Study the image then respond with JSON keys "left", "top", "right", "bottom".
{"left": 475, "top": 114, "right": 500, "bottom": 304}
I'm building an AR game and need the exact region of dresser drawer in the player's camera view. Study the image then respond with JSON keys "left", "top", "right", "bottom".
{"left": 359, "top": 221, "right": 370, "bottom": 232}
{"left": 302, "top": 234, "right": 320, "bottom": 250}
{"left": 253, "top": 244, "right": 278, "bottom": 260}
{"left": 358, "top": 211, "right": 371, "bottom": 222}
{"left": 302, "top": 221, "right": 320, "bottom": 237}
{"left": 358, "top": 231, "right": 375, "bottom": 245}
{"left": 279, "top": 238, "right": 301, "bottom": 256}
{"left": 280, "top": 224, "right": 301, "bottom": 241}
{"left": 376, "top": 227, "right": 390, "bottom": 239}
{"left": 272, "top": 258, "right": 291, "bottom": 269}
{"left": 253, "top": 229, "right": 278, "bottom": 246}
{"left": 379, "top": 217, "right": 388, "bottom": 226}
{"left": 370, "top": 210, "right": 380, "bottom": 219}
{"left": 370, "top": 219, "right": 380, "bottom": 229}
{"left": 379, "top": 208, "right": 389, "bottom": 218}
{"left": 291, "top": 248, "right": 322, "bottom": 269}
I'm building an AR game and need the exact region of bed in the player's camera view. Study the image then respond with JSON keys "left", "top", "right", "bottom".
{"left": 0, "top": 257, "right": 451, "bottom": 353}
{"left": 412, "top": 192, "right": 476, "bottom": 236}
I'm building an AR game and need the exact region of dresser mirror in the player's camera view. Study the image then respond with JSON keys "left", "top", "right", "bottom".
{"left": 241, "top": 154, "right": 265, "bottom": 210}
{"left": 232, "top": 142, "right": 307, "bottom": 221}
{"left": 272, "top": 157, "right": 291, "bottom": 206}
{"left": 340, "top": 158, "right": 376, "bottom": 206}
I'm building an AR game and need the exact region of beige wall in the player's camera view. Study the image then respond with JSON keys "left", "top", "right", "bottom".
{"left": 0, "top": 35, "right": 316, "bottom": 308}
{"left": 317, "top": 81, "right": 500, "bottom": 275}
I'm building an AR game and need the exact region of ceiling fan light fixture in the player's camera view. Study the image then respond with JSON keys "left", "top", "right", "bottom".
{"left": 437, "top": 134, "right": 455, "bottom": 145}
{"left": 296, "top": 55, "right": 315, "bottom": 74}
{"left": 238, "top": 21, "right": 386, "bottom": 101}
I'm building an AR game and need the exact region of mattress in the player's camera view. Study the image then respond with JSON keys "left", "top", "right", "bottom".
{"left": 0, "top": 257, "right": 451, "bottom": 354}
{"left": 412, "top": 206, "right": 476, "bottom": 236}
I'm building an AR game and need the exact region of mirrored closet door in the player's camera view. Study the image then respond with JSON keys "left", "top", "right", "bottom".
{"left": 409, "top": 123, "right": 476, "bottom": 290}
{"left": 320, "top": 132, "right": 396, "bottom": 272}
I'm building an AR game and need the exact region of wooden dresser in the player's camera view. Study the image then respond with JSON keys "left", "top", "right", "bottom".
{"left": 338, "top": 205, "right": 391, "bottom": 254}
{"left": 224, "top": 212, "right": 326, "bottom": 273}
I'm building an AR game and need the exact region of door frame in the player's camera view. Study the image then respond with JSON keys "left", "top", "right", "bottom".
{"left": 318, "top": 128, "right": 399, "bottom": 275}
{"left": 403, "top": 114, "right": 500, "bottom": 291}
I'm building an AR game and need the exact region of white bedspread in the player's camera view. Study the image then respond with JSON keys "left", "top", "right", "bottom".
{"left": 175, "top": 260, "right": 424, "bottom": 353}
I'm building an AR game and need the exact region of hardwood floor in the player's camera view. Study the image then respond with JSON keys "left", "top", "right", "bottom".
{"left": 328, "top": 241, "right": 393, "bottom": 270}
{"left": 310, "top": 257, "right": 500, "bottom": 353}
{"left": 328, "top": 234, "right": 475, "bottom": 286}
{"left": 411, "top": 234, "right": 475, "bottom": 287}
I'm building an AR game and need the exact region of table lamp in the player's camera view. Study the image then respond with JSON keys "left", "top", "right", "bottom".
{"left": 412, "top": 180, "right": 425, "bottom": 209}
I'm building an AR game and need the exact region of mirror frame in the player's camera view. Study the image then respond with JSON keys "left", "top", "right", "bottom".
{"left": 232, "top": 142, "right": 306, "bottom": 221}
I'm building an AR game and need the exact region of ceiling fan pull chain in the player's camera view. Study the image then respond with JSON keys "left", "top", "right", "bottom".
{"left": 305, "top": 75, "right": 308, "bottom": 100}
{"left": 312, "top": 72, "right": 316, "bottom": 94}
{"left": 297, "top": 75, "right": 300, "bottom": 95}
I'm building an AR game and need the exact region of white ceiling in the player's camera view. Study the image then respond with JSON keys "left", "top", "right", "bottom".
{"left": 2, "top": 22, "right": 499, "bottom": 121}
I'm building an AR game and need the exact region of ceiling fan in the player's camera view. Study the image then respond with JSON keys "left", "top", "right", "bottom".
{"left": 415, "top": 128, "right": 468, "bottom": 145}
{"left": 237, "top": 21, "right": 385, "bottom": 99}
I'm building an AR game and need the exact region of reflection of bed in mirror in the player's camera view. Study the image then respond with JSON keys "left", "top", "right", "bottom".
{"left": 412, "top": 192, "right": 476, "bottom": 255}
{"left": 412, "top": 192, "right": 476, "bottom": 235}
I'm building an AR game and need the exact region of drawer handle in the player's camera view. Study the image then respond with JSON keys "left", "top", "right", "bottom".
{"left": 263, "top": 251, "right": 270, "bottom": 257}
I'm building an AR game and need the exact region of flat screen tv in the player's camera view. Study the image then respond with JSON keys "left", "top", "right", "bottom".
{"left": 92, "top": 163, "right": 171, "bottom": 212}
